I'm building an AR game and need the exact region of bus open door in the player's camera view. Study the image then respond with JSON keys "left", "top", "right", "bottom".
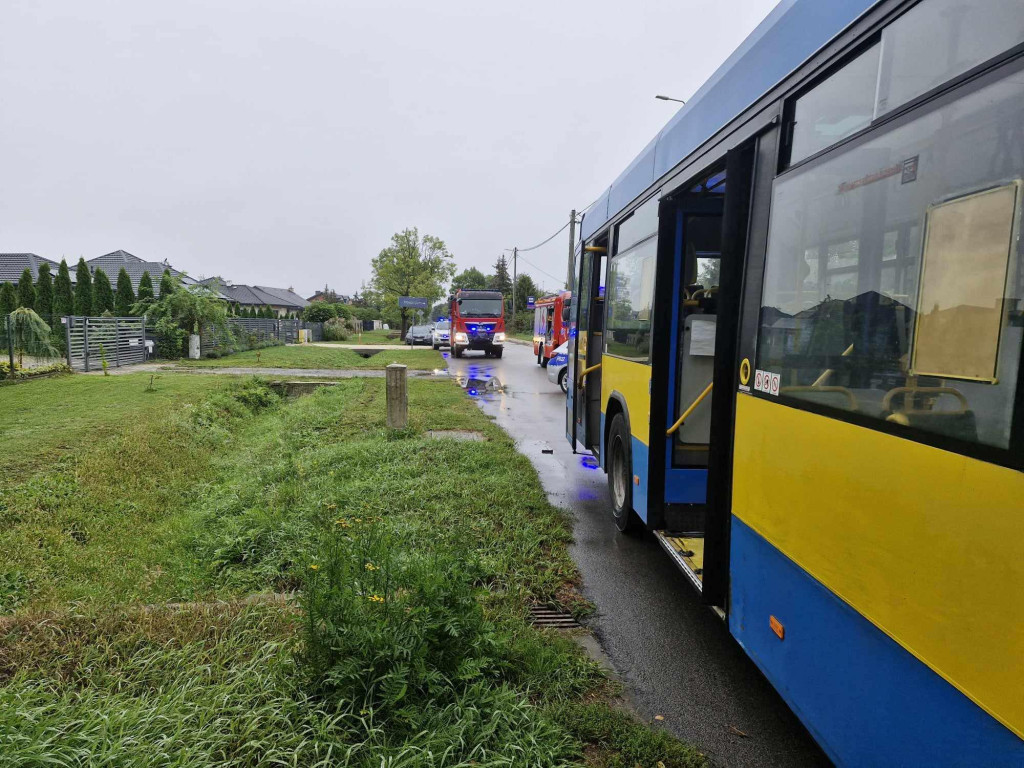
{"left": 566, "top": 240, "right": 606, "bottom": 452}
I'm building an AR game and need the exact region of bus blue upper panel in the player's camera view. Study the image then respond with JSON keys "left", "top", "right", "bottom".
{"left": 581, "top": 0, "right": 881, "bottom": 241}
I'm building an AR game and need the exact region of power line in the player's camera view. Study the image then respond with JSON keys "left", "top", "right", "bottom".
{"left": 513, "top": 219, "right": 570, "bottom": 253}
{"left": 517, "top": 254, "right": 564, "bottom": 284}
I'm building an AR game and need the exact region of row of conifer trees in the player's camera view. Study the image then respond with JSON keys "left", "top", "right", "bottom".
{"left": 0, "top": 258, "right": 181, "bottom": 324}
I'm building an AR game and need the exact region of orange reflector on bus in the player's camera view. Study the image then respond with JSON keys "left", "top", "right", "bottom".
{"left": 634, "top": 475, "right": 640, "bottom": 486}
{"left": 769, "top": 615, "right": 785, "bottom": 640}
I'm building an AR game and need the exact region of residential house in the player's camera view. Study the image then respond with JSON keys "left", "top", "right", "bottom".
{"left": 0, "top": 253, "right": 64, "bottom": 285}
{"left": 87, "top": 250, "right": 197, "bottom": 297}
{"left": 200, "top": 278, "right": 309, "bottom": 317}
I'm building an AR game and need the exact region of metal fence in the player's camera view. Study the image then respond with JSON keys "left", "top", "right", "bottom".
{"left": 201, "top": 317, "right": 309, "bottom": 353}
{"left": 64, "top": 316, "right": 147, "bottom": 372}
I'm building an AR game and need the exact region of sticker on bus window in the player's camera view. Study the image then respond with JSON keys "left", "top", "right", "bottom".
{"left": 754, "top": 370, "right": 780, "bottom": 396}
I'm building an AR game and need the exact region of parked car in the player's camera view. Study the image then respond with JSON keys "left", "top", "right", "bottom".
{"left": 546, "top": 341, "right": 569, "bottom": 393}
{"left": 432, "top": 320, "right": 450, "bottom": 349}
{"left": 406, "top": 324, "right": 433, "bottom": 346}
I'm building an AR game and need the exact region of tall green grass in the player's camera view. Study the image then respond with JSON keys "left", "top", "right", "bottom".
{"left": 0, "top": 375, "right": 708, "bottom": 766}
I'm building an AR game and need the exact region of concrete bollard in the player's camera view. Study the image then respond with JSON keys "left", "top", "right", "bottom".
{"left": 386, "top": 363, "right": 408, "bottom": 429}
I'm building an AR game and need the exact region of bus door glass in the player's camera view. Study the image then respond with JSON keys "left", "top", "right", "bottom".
{"left": 665, "top": 171, "right": 727, "bottom": 508}
{"left": 566, "top": 251, "right": 592, "bottom": 447}
{"left": 566, "top": 243, "right": 606, "bottom": 450}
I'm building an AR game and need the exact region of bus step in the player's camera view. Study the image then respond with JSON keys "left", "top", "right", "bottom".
{"left": 654, "top": 530, "right": 704, "bottom": 593}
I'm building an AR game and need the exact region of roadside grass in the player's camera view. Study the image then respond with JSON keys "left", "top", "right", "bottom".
{"left": 0, "top": 373, "right": 234, "bottom": 482}
{"left": 0, "top": 376, "right": 279, "bottom": 611}
{"left": 323, "top": 328, "right": 406, "bottom": 345}
{"left": 0, "top": 373, "right": 708, "bottom": 766}
{"left": 180, "top": 344, "right": 443, "bottom": 370}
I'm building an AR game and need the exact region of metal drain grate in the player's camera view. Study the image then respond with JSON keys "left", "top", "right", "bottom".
{"left": 528, "top": 606, "right": 581, "bottom": 629}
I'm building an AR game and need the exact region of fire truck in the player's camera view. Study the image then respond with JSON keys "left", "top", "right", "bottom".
{"left": 448, "top": 289, "right": 506, "bottom": 359}
{"left": 532, "top": 290, "right": 571, "bottom": 366}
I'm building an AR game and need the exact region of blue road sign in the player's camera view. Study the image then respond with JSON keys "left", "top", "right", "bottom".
{"left": 527, "top": 296, "right": 535, "bottom": 308}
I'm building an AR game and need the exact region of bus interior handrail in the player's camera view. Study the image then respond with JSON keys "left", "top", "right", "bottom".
{"left": 666, "top": 381, "right": 713, "bottom": 436}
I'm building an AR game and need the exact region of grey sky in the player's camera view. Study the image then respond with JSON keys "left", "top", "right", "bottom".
{"left": 2, "top": 0, "right": 776, "bottom": 297}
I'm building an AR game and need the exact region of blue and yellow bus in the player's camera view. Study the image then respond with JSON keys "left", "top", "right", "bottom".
{"left": 565, "top": 1, "right": 1024, "bottom": 764}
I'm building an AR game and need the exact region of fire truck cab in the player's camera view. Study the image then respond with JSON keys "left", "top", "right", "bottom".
{"left": 448, "top": 289, "right": 506, "bottom": 359}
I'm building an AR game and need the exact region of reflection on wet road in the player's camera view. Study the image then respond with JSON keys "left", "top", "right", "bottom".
{"left": 443, "top": 343, "right": 830, "bottom": 768}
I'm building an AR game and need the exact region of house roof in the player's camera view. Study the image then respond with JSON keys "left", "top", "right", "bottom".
{"left": 87, "top": 250, "right": 196, "bottom": 297}
{"left": 205, "top": 279, "right": 309, "bottom": 309}
{"left": 253, "top": 286, "right": 309, "bottom": 309}
{"left": 0, "top": 253, "right": 62, "bottom": 284}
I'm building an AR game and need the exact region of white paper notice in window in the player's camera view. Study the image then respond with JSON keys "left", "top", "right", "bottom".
{"left": 689, "top": 318, "right": 717, "bottom": 356}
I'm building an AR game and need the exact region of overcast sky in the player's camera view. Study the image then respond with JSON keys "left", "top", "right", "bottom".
{"left": 2, "top": 0, "right": 776, "bottom": 297}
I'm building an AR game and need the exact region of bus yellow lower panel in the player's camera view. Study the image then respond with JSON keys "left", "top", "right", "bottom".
{"left": 732, "top": 394, "right": 1023, "bottom": 737}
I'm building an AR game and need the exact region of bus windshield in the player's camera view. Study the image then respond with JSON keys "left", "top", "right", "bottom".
{"left": 458, "top": 299, "right": 503, "bottom": 318}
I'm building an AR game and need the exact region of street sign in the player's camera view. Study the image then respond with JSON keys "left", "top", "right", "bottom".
{"left": 398, "top": 296, "right": 429, "bottom": 309}
{"left": 527, "top": 296, "right": 535, "bottom": 309}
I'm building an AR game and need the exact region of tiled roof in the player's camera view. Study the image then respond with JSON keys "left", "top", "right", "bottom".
{"left": 209, "top": 280, "right": 309, "bottom": 309}
{"left": 87, "top": 251, "right": 195, "bottom": 297}
{"left": 253, "top": 286, "right": 309, "bottom": 309}
{"left": 0, "top": 253, "right": 62, "bottom": 284}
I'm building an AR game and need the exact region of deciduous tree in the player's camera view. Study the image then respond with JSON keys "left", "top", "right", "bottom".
{"left": 452, "top": 267, "right": 488, "bottom": 291}
{"left": 304, "top": 302, "right": 336, "bottom": 323}
{"left": 370, "top": 227, "right": 455, "bottom": 336}
{"left": 514, "top": 273, "right": 539, "bottom": 315}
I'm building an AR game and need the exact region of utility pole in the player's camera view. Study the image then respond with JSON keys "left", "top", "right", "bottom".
{"left": 566, "top": 208, "right": 576, "bottom": 289}
{"left": 511, "top": 247, "right": 517, "bottom": 319}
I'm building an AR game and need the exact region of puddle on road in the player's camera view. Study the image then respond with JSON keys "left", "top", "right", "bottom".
{"left": 455, "top": 363, "right": 506, "bottom": 397}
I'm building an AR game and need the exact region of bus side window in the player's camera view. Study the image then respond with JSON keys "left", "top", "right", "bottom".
{"left": 758, "top": 66, "right": 1024, "bottom": 451}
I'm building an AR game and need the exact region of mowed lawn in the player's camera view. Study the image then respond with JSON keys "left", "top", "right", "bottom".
{"left": 321, "top": 328, "right": 407, "bottom": 345}
{"left": 179, "top": 344, "right": 443, "bottom": 370}
{"left": 0, "top": 372, "right": 707, "bottom": 767}
{"left": 0, "top": 372, "right": 235, "bottom": 482}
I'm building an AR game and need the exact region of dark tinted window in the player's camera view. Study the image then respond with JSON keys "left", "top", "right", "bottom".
{"left": 760, "top": 68, "right": 1024, "bottom": 450}
{"left": 789, "top": 43, "right": 880, "bottom": 164}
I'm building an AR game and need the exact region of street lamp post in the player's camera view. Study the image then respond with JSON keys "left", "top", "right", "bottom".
{"left": 655, "top": 94, "right": 686, "bottom": 104}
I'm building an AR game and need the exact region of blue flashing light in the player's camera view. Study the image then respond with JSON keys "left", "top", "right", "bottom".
{"left": 467, "top": 388, "right": 478, "bottom": 396}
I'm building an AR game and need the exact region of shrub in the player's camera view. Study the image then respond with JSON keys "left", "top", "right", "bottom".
{"left": 205, "top": 350, "right": 220, "bottom": 359}
{"left": 0, "top": 361, "right": 72, "bottom": 382}
{"left": 154, "top": 316, "right": 186, "bottom": 359}
{"left": 323, "top": 317, "right": 350, "bottom": 341}
{"left": 303, "top": 302, "right": 336, "bottom": 323}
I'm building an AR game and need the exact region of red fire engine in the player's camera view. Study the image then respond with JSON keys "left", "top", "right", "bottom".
{"left": 448, "top": 289, "right": 506, "bottom": 359}
{"left": 531, "top": 290, "right": 571, "bottom": 366}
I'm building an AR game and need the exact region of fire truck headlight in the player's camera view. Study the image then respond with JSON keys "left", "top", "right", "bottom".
{"left": 493, "top": 332, "right": 506, "bottom": 344}
{"left": 454, "top": 332, "right": 468, "bottom": 344}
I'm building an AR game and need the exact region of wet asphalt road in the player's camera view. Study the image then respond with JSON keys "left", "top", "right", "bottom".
{"left": 445, "top": 342, "right": 830, "bottom": 768}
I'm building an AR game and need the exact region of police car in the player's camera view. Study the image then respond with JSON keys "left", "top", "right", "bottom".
{"left": 546, "top": 341, "right": 569, "bottom": 393}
